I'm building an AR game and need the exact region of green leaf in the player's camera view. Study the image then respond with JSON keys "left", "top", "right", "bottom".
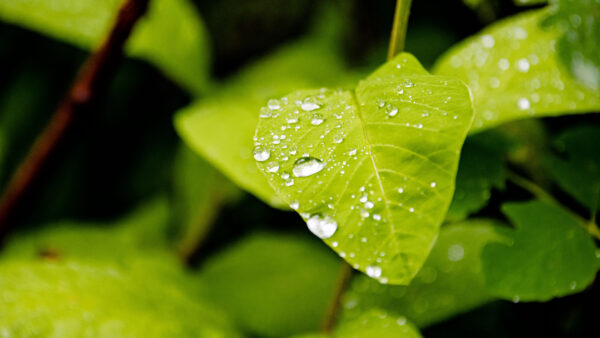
{"left": 544, "top": 126, "right": 600, "bottom": 213}
{"left": 341, "top": 220, "right": 506, "bottom": 328}
{"left": 434, "top": 8, "right": 600, "bottom": 133}
{"left": 170, "top": 144, "right": 241, "bottom": 257}
{"left": 292, "top": 309, "right": 422, "bottom": 338}
{"left": 482, "top": 200, "right": 599, "bottom": 302}
{"left": 0, "top": 259, "right": 240, "bottom": 337}
{"left": 0, "top": 0, "right": 210, "bottom": 94}
{"left": 174, "top": 37, "right": 355, "bottom": 208}
{"left": 334, "top": 309, "right": 422, "bottom": 338}
{"left": 198, "top": 232, "right": 342, "bottom": 337}
{"left": 254, "top": 53, "right": 474, "bottom": 285}
{"left": 543, "top": 0, "right": 600, "bottom": 90}
{"left": 447, "top": 132, "right": 508, "bottom": 221}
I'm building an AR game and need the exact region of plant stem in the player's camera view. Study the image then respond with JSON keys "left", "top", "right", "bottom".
{"left": 322, "top": 262, "right": 353, "bottom": 332}
{"left": 507, "top": 170, "right": 600, "bottom": 241}
{"left": 387, "top": 0, "right": 413, "bottom": 60}
{"left": 0, "top": 0, "right": 151, "bottom": 240}
{"left": 506, "top": 170, "right": 559, "bottom": 205}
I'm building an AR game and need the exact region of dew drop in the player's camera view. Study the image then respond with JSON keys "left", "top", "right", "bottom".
{"left": 259, "top": 107, "right": 272, "bottom": 118}
{"left": 430, "top": 182, "right": 437, "bottom": 188}
{"left": 348, "top": 149, "right": 357, "bottom": 156}
{"left": 306, "top": 214, "right": 338, "bottom": 239}
{"left": 448, "top": 244, "right": 465, "bottom": 261}
{"left": 517, "top": 58, "right": 530, "bottom": 72}
{"left": 518, "top": 97, "right": 531, "bottom": 110}
{"left": 267, "top": 99, "right": 281, "bottom": 110}
{"left": 293, "top": 157, "right": 325, "bottom": 177}
{"left": 373, "top": 214, "right": 381, "bottom": 221}
{"left": 481, "top": 34, "right": 495, "bottom": 48}
{"left": 311, "top": 114, "right": 325, "bottom": 125}
{"left": 366, "top": 265, "right": 382, "bottom": 279}
{"left": 301, "top": 97, "right": 321, "bottom": 111}
{"left": 266, "top": 161, "right": 279, "bottom": 173}
{"left": 253, "top": 146, "right": 270, "bottom": 162}
{"left": 333, "top": 134, "right": 344, "bottom": 144}
{"left": 385, "top": 104, "right": 398, "bottom": 117}
{"left": 289, "top": 200, "right": 299, "bottom": 210}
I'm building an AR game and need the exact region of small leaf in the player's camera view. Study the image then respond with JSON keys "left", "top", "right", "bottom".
{"left": 334, "top": 309, "right": 422, "bottom": 338}
{"left": 482, "top": 200, "right": 599, "bottom": 302}
{"left": 434, "top": 8, "right": 600, "bottom": 132}
{"left": 447, "top": 132, "right": 509, "bottom": 221}
{"left": 544, "top": 126, "right": 600, "bottom": 213}
{"left": 0, "top": 0, "right": 210, "bottom": 94}
{"left": 174, "top": 37, "right": 356, "bottom": 208}
{"left": 198, "top": 232, "right": 342, "bottom": 337}
{"left": 342, "top": 220, "right": 506, "bottom": 328}
{"left": 255, "top": 53, "right": 474, "bottom": 284}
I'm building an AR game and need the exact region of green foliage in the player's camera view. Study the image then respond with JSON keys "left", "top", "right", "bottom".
{"left": 197, "top": 232, "right": 341, "bottom": 337}
{"left": 0, "top": 0, "right": 210, "bottom": 94}
{"left": 174, "top": 36, "right": 356, "bottom": 208}
{"left": 0, "top": 260, "right": 240, "bottom": 337}
{"left": 544, "top": 125, "right": 600, "bottom": 215}
{"left": 170, "top": 145, "right": 241, "bottom": 256}
{"left": 342, "top": 220, "right": 506, "bottom": 328}
{"left": 0, "top": 201, "right": 240, "bottom": 337}
{"left": 447, "top": 132, "right": 508, "bottom": 221}
{"left": 334, "top": 309, "right": 422, "bottom": 338}
{"left": 434, "top": 8, "right": 600, "bottom": 132}
{"left": 482, "top": 200, "right": 599, "bottom": 301}
{"left": 254, "top": 53, "right": 473, "bottom": 284}
{"left": 543, "top": 0, "right": 600, "bottom": 90}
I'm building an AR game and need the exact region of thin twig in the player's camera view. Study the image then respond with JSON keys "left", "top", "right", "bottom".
{"left": 387, "top": 0, "right": 413, "bottom": 61}
{"left": 507, "top": 169, "right": 600, "bottom": 241}
{"left": 322, "top": 262, "right": 353, "bottom": 332}
{"left": 0, "top": 0, "right": 151, "bottom": 240}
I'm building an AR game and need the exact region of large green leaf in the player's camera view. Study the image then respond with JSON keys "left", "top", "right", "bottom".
{"left": 482, "top": 200, "right": 599, "bottom": 302}
{"left": 198, "top": 232, "right": 342, "bottom": 337}
{"left": 544, "top": 125, "right": 600, "bottom": 213}
{"left": 434, "top": 8, "right": 600, "bottom": 132}
{"left": 0, "top": 0, "right": 210, "bottom": 94}
{"left": 0, "top": 259, "right": 240, "bottom": 337}
{"left": 254, "top": 53, "right": 474, "bottom": 284}
{"left": 174, "top": 37, "right": 355, "bottom": 208}
{"left": 341, "top": 220, "right": 506, "bottom": 328}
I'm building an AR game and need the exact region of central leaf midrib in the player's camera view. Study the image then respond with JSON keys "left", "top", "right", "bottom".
{"left": 350, "top": 90, "right": 398, "bottom": 253}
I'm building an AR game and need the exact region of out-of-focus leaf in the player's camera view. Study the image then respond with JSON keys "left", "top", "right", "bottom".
{"left": 334, "top": 309, "right": 422, "bottom": 338}
{"left": 447, "top": 132, "right": 509, "bottom": 221}
{"left": 254, "top": 53, "right": 473, "bottom": 284}
{"left": 1, "top": 199, "right": 170, "bottom": 262}
{"left": 198, "top": 232, "right": 342, "bottom": 337}
{"left": 170, "top": 144, "right": 241, "bottom": 257}
{"left": 0, "top": 0, "right": 210, "bottom": 94}
{"left": 434, "top": 9, "right": 600, "bottom": 132}
{"left": 174, "top": 36, "right": 356, "bottom": 208}
{"left": 544, "top": 126, "right": 600, "bottom": 214}
{"left": 482, "top": 200, "right": 599, "bottom": 302}
{"left": 543, "top": 0, "right": 600, "bottom": 90}
{"left": 0, "top": 259, "right": 240, "bottom": 337}
{"left": 341, "top": 220, "right": 506, "bottom": 328}
{"left": 293, "top": 309, "right": 421, "bottom": 338}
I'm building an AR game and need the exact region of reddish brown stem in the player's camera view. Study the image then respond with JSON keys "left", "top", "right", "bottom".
{"left": 322, "top": 262, "right": 353, "bottom": 332}
{"left": 0, "top": 0, "right": 150, "bottom": 239}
